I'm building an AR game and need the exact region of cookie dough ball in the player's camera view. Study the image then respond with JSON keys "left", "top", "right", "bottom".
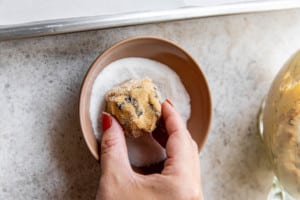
{"left": 105, "top": 78, "right": 161, "bottom": 138}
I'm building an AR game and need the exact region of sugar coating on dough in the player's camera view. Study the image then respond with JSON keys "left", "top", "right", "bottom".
{"left": 90, "top": 57, "right": 191, "bottom": 167}
{"left": 105, "top": 78, "right": 161, "bottom": 138}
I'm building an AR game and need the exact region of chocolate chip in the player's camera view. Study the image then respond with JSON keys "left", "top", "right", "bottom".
{"left": 129, "top": 98, "right": 140, "bottom": 116}
{"left": 131, "top": 98, "right": 138, "bottom": 107}
{"left": 137, "top": 110, "right": 143, "bottom": 117}
{"left": 125, "top": 96, "right": 132, "bottom": 103}
{"left": 149, "top": 103, "right": 154, "bottom": 111}
{"left": 117, "top": 102, "right": 124, "bottom": 110}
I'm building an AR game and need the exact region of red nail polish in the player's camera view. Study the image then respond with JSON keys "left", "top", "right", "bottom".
{"left": 165, "top": 99, "right": 173, "bottom": 107}
{"left": 102, "top": 112, "right": 112, "bottom": 132}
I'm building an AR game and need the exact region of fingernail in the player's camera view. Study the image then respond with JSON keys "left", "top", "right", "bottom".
{"left": 165, "top": 98, "right": 173, "bottom": 107}
{"left": 102, "top": 112, "right": 112, "bottom": 132}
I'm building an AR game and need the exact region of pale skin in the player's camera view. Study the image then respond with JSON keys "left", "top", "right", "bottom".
{"left": 96, "top": 100, "right": 204, "bottom": 200}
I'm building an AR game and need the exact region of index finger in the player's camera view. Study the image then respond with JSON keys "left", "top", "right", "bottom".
{"left": 162, "top": 100, "right": 192, "bottom": 161}
{"left": 162, "top": 100, "right": 190, "bottom": 139}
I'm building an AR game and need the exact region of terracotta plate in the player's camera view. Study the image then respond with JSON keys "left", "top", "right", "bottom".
{"left": 79, "top": 36, "right": 212, "bottom": 160}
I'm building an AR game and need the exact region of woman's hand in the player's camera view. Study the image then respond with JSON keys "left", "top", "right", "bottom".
{"left": 96, "top": 100, "right": 204, "bottom": 200}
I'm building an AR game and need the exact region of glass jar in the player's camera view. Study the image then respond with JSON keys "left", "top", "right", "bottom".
{"left": 259, "top": 50, "right": 300, "bottom": 199}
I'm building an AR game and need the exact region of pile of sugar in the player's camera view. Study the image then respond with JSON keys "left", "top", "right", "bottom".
{"left": 89, "top": 57, "right": 191, "bottom": 167}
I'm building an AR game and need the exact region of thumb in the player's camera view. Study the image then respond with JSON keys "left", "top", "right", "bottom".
{"left": 100, "top": 112, "right": 132, "bottom": 175}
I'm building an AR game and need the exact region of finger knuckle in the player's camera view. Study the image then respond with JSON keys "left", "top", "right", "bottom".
{"left": 101, "top": 136, "right": 119, "bottom": 154}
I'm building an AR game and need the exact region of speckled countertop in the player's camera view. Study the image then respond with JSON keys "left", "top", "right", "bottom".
{"left": 1, "top": 9, "right": 300, "bottom": 200}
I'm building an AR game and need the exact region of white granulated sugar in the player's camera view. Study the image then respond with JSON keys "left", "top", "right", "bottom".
{"left": 89, "top": 57, "right": 191, "bottom": 167}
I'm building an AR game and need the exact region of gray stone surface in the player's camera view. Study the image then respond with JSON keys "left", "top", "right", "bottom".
{"left": 1, "top": 8, "right": 300, "bottom": 200}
